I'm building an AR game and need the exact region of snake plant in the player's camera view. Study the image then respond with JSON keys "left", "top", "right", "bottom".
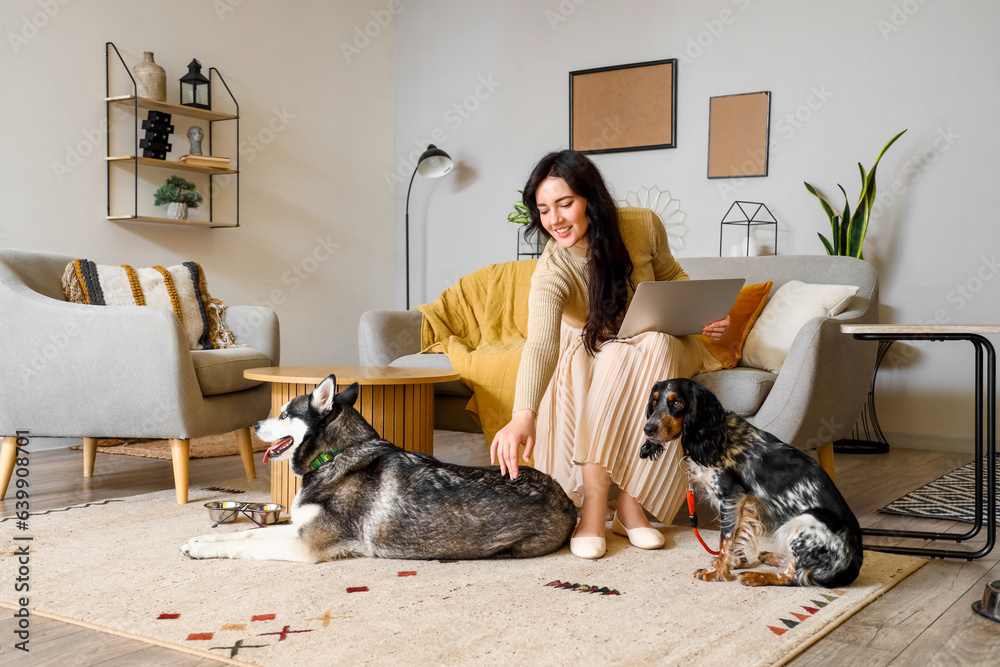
{"left": 805, "top": 129, "right": 906, "bottom": 259}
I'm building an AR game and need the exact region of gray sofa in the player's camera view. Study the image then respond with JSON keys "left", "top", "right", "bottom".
{"left": 359, "top": 254, "right": 879, "bottom": 454}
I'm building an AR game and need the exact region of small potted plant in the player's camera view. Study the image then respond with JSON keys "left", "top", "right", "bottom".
{"left": 153, "top": 175, "right": 203, "bottom": 220}
{"left": 508, "top": 190, "right": 545, "bottom": 256}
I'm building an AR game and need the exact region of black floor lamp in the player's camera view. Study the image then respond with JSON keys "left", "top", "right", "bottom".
{"left": 404, "top": 144, "right": 453, "bottom": 309}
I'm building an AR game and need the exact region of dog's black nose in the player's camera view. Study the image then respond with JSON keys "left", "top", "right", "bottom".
{"left": 253, "top": 422, "right": 261, "bottom": 432}
{"left": 643, "top": 422, "right": 657, "bottom": 437}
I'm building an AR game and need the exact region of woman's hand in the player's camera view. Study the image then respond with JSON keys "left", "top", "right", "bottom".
{"left": 490, "top": 409, "right": 536, "bottom": 479}
{"left": 702, "top": 315, "right": 730, "bottom": 341}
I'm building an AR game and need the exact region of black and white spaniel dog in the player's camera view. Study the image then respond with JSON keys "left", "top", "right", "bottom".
{"left": 640, "top": 378, "right": 863, "bottom": 587}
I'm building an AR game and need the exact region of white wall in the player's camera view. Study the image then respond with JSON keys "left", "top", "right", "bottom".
{"left": 4, "top": 1, "right": 998, "bottom": 453}
{"left": 1, "top": 0, "right": 396, "bottom": 369}
{"left": 394, "top": 0, "right": 1000, "bottom": 450}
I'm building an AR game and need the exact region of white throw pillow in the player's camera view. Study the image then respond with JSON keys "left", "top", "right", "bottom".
{"left": 741, "top": 281, "right": 860, "bottom": 374}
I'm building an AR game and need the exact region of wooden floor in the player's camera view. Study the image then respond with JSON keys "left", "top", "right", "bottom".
{"left": 1, "top": 436, "right": 998, "bottom": 665}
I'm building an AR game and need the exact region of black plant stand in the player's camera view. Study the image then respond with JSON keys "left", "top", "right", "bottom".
{"left": 834, "top": 340, "right": 892, "bottom": 454}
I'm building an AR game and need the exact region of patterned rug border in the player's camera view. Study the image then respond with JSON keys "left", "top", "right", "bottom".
{"left": 879, "top": 457, "right": 1000, "bottom": 525}
{"left": 0, "top": 601, "right": 253, "bottom": 667}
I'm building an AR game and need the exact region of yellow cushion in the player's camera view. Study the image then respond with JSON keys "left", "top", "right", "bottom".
{"left": 697, "top": 281, "right": 773, "bottom": 369}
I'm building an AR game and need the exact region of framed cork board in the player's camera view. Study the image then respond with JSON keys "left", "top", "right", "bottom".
{"left": 569, "top": 59, "right": 676, "bottom": 154}
{"left": 707, "top": 91, "right": 771, "bottom": 179}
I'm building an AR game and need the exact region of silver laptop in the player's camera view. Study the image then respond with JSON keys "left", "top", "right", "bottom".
{"left": 617, "top": 278, "right": 746, "bottom": 338}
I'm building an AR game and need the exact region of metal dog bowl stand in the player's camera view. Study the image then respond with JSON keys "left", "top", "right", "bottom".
{"left": 205, "top": 501, "right": 284, "bottom": 528}
{"left": 842, "top": 325, "right": 998, "bottom": 560}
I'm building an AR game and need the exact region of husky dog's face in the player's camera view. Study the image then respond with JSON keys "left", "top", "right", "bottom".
{"left": 254, "top": 374, "right": 359, "bottom": 473}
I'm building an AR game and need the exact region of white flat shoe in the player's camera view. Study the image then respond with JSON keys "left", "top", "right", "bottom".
{"left": 570, "top": 535, "right": 607, "bottom": 559}
{"left": 612, "top": 513, "right": 665, "bottom": 550}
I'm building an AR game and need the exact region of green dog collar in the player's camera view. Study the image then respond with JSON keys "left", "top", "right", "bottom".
{"left": 307, "top": 450, "right": 343, "bottom": 472}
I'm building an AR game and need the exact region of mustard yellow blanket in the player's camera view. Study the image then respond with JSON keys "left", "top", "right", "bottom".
{"left": 416, "top": 259, "right": 537, "bottom": 448}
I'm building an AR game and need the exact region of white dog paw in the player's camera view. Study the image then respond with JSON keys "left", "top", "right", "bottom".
{"left": 181, "top": 538, "right": 219, "bottom": 559}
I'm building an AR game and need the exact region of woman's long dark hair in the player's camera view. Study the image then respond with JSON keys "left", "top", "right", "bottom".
{"left": 522, "top": 150, "right": 633, "bottom": 355}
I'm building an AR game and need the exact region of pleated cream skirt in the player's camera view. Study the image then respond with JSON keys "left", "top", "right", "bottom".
{"left": 535, "top": 323, "right": 722, "bottom": 523}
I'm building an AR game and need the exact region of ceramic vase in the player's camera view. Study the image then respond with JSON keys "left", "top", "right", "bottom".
{"left": 166, "top": 202, "right": 188, "bottom": 220}
{"left": 132, "top": 52, "right": 167, "bottom": 101}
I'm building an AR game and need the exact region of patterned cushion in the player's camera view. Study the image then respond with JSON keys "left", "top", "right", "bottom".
{"left": 61, "top": 259, "right": 241, "bottom": 351}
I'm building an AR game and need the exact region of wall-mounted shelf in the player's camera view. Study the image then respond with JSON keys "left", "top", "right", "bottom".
{"left": 105, "top": 42, "right": 240, "bottom": 228}
{"left": 105, "top": 156, "right": 238, "bottom": 175}
{"left": 105, "top": 95, "right": 238, "bottom": 122}
{"left": 107, "top": 214, "right": 238, "bottom": 228}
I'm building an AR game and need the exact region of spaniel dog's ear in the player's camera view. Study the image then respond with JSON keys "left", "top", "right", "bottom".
{"left": 680, "top": 381, "right": 728, "bottom": 466}
{"left": 639, "top": 381, "right": 667, "bottom": 460}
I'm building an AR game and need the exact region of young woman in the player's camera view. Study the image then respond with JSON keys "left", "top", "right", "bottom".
{"left": 490, "top": 150, "right": 729, "bottom": 559}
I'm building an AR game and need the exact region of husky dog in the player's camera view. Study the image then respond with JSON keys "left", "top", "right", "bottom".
{"left": 181, "top": 374, "right": 577, "bottom": 563}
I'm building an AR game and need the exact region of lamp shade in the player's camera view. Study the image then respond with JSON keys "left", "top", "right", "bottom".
{"left": 415, "top": 145, "right": 453, "bottom": 178}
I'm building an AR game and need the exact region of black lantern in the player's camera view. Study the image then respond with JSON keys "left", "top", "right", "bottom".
{"left": 179, "top": 59, "right": 211, "bottom": 110}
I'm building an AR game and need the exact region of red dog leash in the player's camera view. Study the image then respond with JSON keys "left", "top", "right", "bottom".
{"left": 681, "top": 457, "right": 720, "bottom": 555}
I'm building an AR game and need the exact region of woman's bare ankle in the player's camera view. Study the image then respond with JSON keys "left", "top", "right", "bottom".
{"left": 616, "top": 492, "right": 653, "bottom": 530}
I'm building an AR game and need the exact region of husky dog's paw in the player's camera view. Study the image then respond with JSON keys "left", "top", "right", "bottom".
{"left": 180, "top": 535, "right": 223, "bottom": 559}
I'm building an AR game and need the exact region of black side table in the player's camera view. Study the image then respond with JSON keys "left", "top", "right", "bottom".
{"left": 841, "top": 324, "right": 998, "bottom": 560}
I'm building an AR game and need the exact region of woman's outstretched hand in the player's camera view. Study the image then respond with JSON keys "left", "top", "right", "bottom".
{"left": 490, "top": 409, "right": 536, "bottom": 478}
{"left": 702, "top": 315, "right": 731, "bottom": 341}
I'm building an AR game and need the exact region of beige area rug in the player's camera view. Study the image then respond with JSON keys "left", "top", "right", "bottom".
{"left": 69, "top": 430, "right": 269, "bottom": 459}
{"left": 1, "top": 479, "right": 925, "bottom": 667}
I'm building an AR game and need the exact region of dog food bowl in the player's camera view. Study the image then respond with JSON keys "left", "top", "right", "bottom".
{"left": 204, "top": 501, "right": 284, "bottom": 527}
{"left": 972, "top": 579, "right": 1000, "bottom": 623}
{"left": 243, "top": 503, "right": 283, "bottom": 526}
{"left": 204, "top": 501, "right": 243, "bottom": 524}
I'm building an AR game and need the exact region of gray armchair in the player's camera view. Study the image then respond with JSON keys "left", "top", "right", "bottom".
{"left": 0, "top": 248, "right": 280, "bottom": 503}
{"left": 359, "top": 254, "right": 879, "bottom": 477}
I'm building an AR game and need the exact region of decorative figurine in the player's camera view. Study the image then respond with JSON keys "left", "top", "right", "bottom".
{"left": 139, "top": 110, "right": 173, "bottom": 160}
{"left": 187, "top": 126, "right": 204, "bottom": 155}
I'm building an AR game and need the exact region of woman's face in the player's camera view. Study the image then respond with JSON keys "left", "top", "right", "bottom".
{"left": 536, "top": 176, "right": 589, "bottom": 250}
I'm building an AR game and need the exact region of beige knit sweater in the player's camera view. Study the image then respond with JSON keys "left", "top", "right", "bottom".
{"left": 511, "top": 208, "right": 689, "bottom": 414}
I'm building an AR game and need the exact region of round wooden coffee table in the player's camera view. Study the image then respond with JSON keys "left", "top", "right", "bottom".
{"left": 244, "top": 366, "right": 461, "bottom": 508}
